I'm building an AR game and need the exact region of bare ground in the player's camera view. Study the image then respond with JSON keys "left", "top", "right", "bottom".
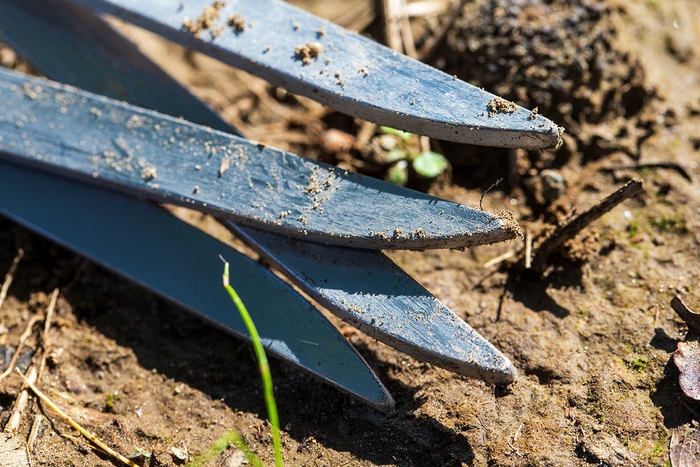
{"left": 1, "top": 0, "right": 700, "bottom": 466}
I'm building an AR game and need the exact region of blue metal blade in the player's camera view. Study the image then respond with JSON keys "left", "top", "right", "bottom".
{"left": 0, "top": 68, "right": 519, "bottom": 250}
{"left": 0, "top": 0, "right": 516, "bottom": 386}
{"left": 231, "top": 224, "right": 516, "bottom": 384}
{"left": 66, "top": 0, "right": 562, "bottom": 149}
{"left": 0, "top": 0, "right": 235, "bottom": 134}
{"left": 0, "top": 160, "right": 394, "bottom": 410}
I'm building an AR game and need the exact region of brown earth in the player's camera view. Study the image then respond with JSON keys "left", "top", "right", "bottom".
{"left": 2, "top": 0, "right": 700, "bottom": 465}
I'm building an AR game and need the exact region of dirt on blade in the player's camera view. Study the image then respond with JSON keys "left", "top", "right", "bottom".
{"left": 2, "top": 0, "right": 700, "bottom": 465}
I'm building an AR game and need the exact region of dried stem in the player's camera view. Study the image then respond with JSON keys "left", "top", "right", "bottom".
{"left": 27, "top": 414, "right": 44, "bottom": 451}
{"left": 0, "top": 248, "right": 24, "bottom": 312}
{"left": 599, "top": 162, "right": 692, "bottom": 183}
{"left": 531, "top": 179, "right": 644, "bottom": 273}
{"left": 4, "top": 366, "right": 37, "bottom": 433}
{"left": 672, "top": 295, "right": 700, "bottom": 334}
{"left": 399, "top": 0, "right": 417, "bottom": 58}
{"left": 524, "top": 227, "right": 532, "bottom": 269}
{"left": 0, "top": 314, "right": 43, "bottom": 383}
{"left": 16, "top": 369, "right": 139, "bottom": 467}
{"left": 382, "top": 0, "right": 404, "bottom": 52}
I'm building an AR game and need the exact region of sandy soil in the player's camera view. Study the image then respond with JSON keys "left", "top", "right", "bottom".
{"left": 1, "top": 0, "right": 700, "bottom": 466}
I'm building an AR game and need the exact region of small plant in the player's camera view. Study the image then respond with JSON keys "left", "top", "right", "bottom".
{"left": 374, "top": 126, "right": 450, "bottom": 186}
{"left": 221, "top": 257, "right": 283, "bottom": 467}
{"left": 649, "top": 213, "right": 686, "bottom": 233}
{"left": 626, "top": 356, "right": 650, "bottom": 372}
{"left": 186, "top": 430, "right": 263, "bottom": 467}
{"left": 626, "top": 220, "right": 639, "bottom": 239}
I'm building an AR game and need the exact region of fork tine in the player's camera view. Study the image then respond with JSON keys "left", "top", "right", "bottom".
{"left": 67, "top": 0, "right": 562, "bottom": 149}
{"left": 0, "top": 160, "right": 395, "bottom": 411}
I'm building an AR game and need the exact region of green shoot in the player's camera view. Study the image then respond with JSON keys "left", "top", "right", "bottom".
{"left": 221, "top": 257, "right": 283, "bottom": 467}
{"left": 412, "top": 151, "right": 449, "bottom": 178}
{"left": 379, "top": 125, "right": 413, "bottom": 143}
{"left": 186, "top": 430, "right": 263, "bottom": 467}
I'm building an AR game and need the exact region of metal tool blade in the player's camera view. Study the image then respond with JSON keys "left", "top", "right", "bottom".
{"left": 66, "top": 0, "right": 562, "bottom": 149}
{"left": 0, "top": 160, "right": 394, "bottom": 410}
{"left": 231, "top": 224, "right": 516, "bottom": 384}
{"left": 0, "top": 68, "right": 519, "bottom": 250}
{"left": 0, "top": 0, "right": 236, "bottom": 134}
{"left": 0, "top": 1, "right": 516, "bottom": 385}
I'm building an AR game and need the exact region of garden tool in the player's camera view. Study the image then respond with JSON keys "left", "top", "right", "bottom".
{"left": 0, "top": 0, "right": 561, "bottom": 410}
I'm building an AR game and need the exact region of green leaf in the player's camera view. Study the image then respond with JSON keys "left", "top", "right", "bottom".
{"left": 412, "top": 152, "right": 449, "bottom": 178}
{"left": 385, "top": 160, "right": 409, "bottom": 186}
{"left": 379, "top": 126, "right": 413, "bottom": 143}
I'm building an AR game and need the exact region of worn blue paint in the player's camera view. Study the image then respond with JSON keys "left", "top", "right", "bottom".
{"left": 0, "top": 0, "right": 517, "bottom": 390}
{"left": 0, "top": 0, "right": 235, "bottom": 134}
{"left": 0, "top": 68, "right": 518, "bottom": 250}
{"left": 68, "top": 0, "right": 562, "bottom": 149}
{"left": 232, "top": 225, "right": 516, "bottom": 384}
{"left": 0, "top": 160, "right": 394, "bottom": 410}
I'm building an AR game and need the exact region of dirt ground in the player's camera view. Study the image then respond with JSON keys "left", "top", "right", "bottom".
{"left": 2, "top": 0, "right": 700, "bottom": 465}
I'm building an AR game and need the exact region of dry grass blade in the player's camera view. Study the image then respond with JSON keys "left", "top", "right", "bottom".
{"left": 524, "top": 227, "right": 532, "bottom": 269}
{"left": 37, "top": 288, "right": 59, "bottom": 378}
{"left": 382, "top": 0, "right": 404, "bottom": 52}
{"left": 4, "top": 367, "right": 37, "bottom": 433}
{"left": 15, "top": 369, "right": 139, "bottom": 467}
{"left": 0, "top": 314, "right": 43, "bottom": 384}
{"left": 483, "top": 250, "right": 515, "bottom": 269}
{"left": 27, "top": 414, "right": 44, "bottom": 450}
{"left": 4, "top": 289, "right": 59, "bottom": 433}
{"left": 530, "top": 179, "right": 644, "bottom": 273}
{"left": 0, "top": 248, "right": 24, "bottom": 312}
{"left": 399, "top": 0, "right": 417, "bottom": 58}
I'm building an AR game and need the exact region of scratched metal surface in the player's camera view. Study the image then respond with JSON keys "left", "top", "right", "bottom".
{"left": 0, "top": 69, "right": 518, "bottom": 250}
{"left": 68, "top": 0, "right": 562, "bottom": 149}
{"left": 232, "top": 225, "right": 516, "bottom": 384}
{"left": 0, "top": 160, "right": 394, "bottom": 410}
{"left": 0, "top": 0, "right": 235, "bottom": 134}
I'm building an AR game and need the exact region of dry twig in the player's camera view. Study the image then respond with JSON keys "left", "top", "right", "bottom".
{"left": 398, "top": 0, "right": 417, "bottom": 58}
{"left": 37, "top": 289, "right": 58, "bottom": 379}
{"left": 479, "top": 178, "right": 503, "bottom": 211}
{"left": 27, "top": 414, "right": 44, "bottom": 451}
{"left": 530, "top": 179, "right": 644, "bottom": 273}
{"left": 382, "top": 0, "right": 404, "bottom": 53}
{"left": 0, "top": 248, "right": 24, "bottom": 312}
{"left": 599, "top": 162, "right": 692, "bottom": 183}
{"left": 524, "top": 227, "right": 532, "bottom": 269}
{"left": 16, "top": 369, "right": 139, "bottom": 467}
{"left": 483, "top": 250, "right": 515, "bottom": 269}
{"left": 0, "top": 314, "right": 43, "bottom": 384}
{"left": 672, "top": 296, "right": 700, "bottom": 334}
{"left": 4, "top": 367, "right": 37, "bottom": 433}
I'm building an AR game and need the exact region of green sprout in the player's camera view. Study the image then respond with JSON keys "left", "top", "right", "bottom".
{"left": 412, "top": 151, "right": 449, "bottom": 178}
{"left": 377, "top": 128, "right": 450, "bottom": 186}
{"left": 649, "top": 213, "right": 686, "bottom": 233}
{"left": 379, "top": 125, "right": 413, "bottom": 143}
{"left": 186, "top": 430, "right": 263, "bottom": 467}
{"left": 385, "top": 160, "right": 409, "bottom": 186}
{"left": 221, "top": 257, "right": 283, "bottom": 467}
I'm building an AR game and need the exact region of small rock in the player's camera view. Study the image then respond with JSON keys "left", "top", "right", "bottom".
{"left": 320, "top": 129, "right": 355, "bottom": 153}
{"left": 539, "top": 169, "right": 567, "bottom": 203}
{"left": 170, "top": 446, "right": 188, "bottom": 464}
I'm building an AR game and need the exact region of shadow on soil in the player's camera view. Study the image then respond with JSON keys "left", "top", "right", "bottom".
{"left": 650, "top": 340, "right": 699, "bottom": 431}
{"left": 502, "top": 263, "right": 585, "bottom": 319}
{"left": 1, "top": 220, "right": 475, "bottom": 466}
